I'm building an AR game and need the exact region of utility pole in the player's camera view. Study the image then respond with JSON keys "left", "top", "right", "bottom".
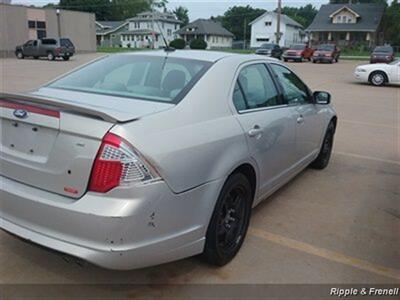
{"left": 243, "top": 17, "right": 247, "bottom": 50}
{"left": 151, "top": 2, "right": 155, "bottom": 49}
{"left": 276, "top": 0, "right": 281, "bottom": 45}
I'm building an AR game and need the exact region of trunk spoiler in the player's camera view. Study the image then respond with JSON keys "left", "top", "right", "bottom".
{"left": 0, "top": 92, "right": 120, "bottom": 123}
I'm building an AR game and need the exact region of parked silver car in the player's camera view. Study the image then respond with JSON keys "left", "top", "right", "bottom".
{"left": 0, "top": 50, "right": 337, "bottom": 269}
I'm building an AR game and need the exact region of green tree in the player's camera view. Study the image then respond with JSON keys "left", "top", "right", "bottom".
{"left": 382, "top": 0, "right": 400, "bottom": 45}
{"left": 329, "top": 0, "right": 388, "bottom": 4}
{"left": 280, "top": 4, "right": 318, "bottom": 28}
{"left": 59, "top": 0, "right": 113, "bottom": 21}
{"left": 173, "top": 6, "right": 189, "bottom": 26}
{"left": 222, "top": 5, "right": 266, "bottom": 41}
{"left": 110, "top": 0, "right": 150, "bottom": 20}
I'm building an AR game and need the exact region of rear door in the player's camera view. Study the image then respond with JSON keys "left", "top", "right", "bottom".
{"left": 270, "top": 64, "right": 324, "bottom": 162}
{"left": 232, "top": 63, "right": 298, "bottom": 196}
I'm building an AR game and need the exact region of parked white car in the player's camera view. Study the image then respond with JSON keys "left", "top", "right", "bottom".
{"left": 354, "top": 59, "right": 400, "bottom": 86}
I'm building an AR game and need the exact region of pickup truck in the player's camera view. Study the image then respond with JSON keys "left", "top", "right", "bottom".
{"left": 15, "top": 38, "right": 75, "bottom": 61}
{"left": 312, "top": 44, "right": 341, "bottom": 64}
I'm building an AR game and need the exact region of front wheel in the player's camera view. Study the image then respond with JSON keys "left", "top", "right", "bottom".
{"left": 62, "top": 56, "right": 70, "bottom": 61}
{"left": 369, "top": 71, "right": 386, "bottom": 86}
{"left": 203, "top": 173, "right": 253, "bottom": 266}
{"left": 310, "top": 122, "right": 335, "bottom": 170}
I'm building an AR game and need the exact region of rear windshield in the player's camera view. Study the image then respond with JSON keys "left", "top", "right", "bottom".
{"left": 317, "top": 44, "right": 334, "bottom": 51}
{"left": 60, "top": 38, "right": 74, "bottom": 47}
{"left": 261, "top": 44, "right": 275, "bottom": 49}
{"left": 48, "top": 54, "right": 212, "bottom": 103}
{"left": 290, "top": 44, "right": 306, "bottom": 50}
{"left": 373, "top": 46, "right": 393, "bottom": 53}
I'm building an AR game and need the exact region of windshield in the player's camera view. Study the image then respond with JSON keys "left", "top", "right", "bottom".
{"left": 290, "top": 44, "right": 305, "bottom": 50}
{"left": 260, "top": 44, "right": 275, "bottom": 49}
{"left": 317, "top": 44, "right": 334, "bottom": 51}
{"left": 373, "top": 46, "right": 393, "bottom": 53}
{"left": 48, "top": 54, "right": 212, "bottom": 103}
{"left": 389, "top": 59, "right": 399, "bottom": 65}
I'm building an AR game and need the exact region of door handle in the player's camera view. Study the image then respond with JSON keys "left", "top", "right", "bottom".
{"left": 297, "top": 115, "right": 304, "bottom": 124}
{"left": 248, "top": 125, "right": 263, "bottom": 138}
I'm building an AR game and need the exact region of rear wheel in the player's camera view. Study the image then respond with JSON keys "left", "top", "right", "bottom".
{"left": 369, "top": 71, "right": 386, "bottom": 86}
{"left": 310, "top": 122, "right": 335, "bottom": 170}
{"left": 16, "top": 51, "right": 24, "bottom": 59}
{"left": 33, "top": 56, "right": 39, "bottom": 59}
{"left": 47, "top": 52, "right": 55, "bottom": 61}
{"left": 63, "top": 56, "right": 70, "bottom": 61}
{"left": 203, "top": 173, "right": 252, "bottom": 266}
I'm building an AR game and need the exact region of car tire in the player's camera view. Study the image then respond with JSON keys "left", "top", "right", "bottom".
{"left": 369, "top": 71, "right": 387, "bottom": 86}
{"left": 47, "top": 52, "right": 55, "bottom": 61}
{"left": 203, "top": 172, "right": 253, "bottom": 266}
{"left": 310, "top": 121, "right": 335, "bottom": 170}
{"left": 16, "top": 51, "right": 24, "bottom": 59}
{"left": 63, "top": 56, "right": 70, "bottom": 61}
{"left": 284, "top": 58, "right": 288, "bottom": 62}
{"left": 33, "top": 56, "right": 39, "bottom": 59}
{"left": 312, "top": 59, "right": 317, "bottom": 64}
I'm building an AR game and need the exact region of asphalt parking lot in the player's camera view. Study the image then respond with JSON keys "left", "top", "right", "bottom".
{"left": 0, "top": 54, "right": 399, "bottom": 286}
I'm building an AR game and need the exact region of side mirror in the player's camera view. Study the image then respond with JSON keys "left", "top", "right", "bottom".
{"left": 313, "top": 91, "right": 331, "bottom": 105}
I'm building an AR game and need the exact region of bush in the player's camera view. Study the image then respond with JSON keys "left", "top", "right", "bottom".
{"left": 169, "top": 38, "right": 186, "bottom": 49}
{"left": 190, "top": 38, "right": 208, "bottom": 50}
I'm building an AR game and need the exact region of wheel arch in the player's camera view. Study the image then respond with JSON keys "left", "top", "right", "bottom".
{"left": 368, "top": 70, "right": 389, "bottom": 83}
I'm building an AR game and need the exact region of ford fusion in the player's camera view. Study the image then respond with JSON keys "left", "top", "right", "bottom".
{"left": 0, "top": 50, "right": 337, "bottom": 269}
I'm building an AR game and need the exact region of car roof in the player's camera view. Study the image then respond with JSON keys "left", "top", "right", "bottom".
{"left": 119, "top": 50, "right": 239, "bottom": 62}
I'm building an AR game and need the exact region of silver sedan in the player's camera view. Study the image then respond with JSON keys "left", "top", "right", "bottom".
{"left": 0, "top": 50, "right": 337, "bottom": 269}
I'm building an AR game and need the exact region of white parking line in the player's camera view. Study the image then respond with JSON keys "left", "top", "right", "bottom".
{"left": 333, "top": 152, "right": 400, "bottom": 166}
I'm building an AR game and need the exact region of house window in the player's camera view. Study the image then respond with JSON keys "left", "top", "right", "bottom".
{"left": 265, "top": 21, "right": 272, "bottom": 26}
{"left": 343, "top": 16, "right": 347, "bottom": 23}
{"left": 37, "top": 30, "right": 46, "bottom": 39}
{"left": 348, "top": 18, "right": 352, "bottom": 23}
{"left": 167, "top": 29, "right": 172, "bottom": 36}
{"left": 28, "top": 20, "right": 36, "bottom": 28}
{"left": 162, "top": 22, "right": 165, "bottom": 29}
{"left": 337, "top": 16, "right": 341, "bottom": 22}
{"left": 36, "top": 21, "right": 46, "bottom": 29}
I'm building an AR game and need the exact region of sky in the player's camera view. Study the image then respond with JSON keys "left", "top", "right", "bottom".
{"left": 12, "top": 0, "right": 329, "bottom": 20}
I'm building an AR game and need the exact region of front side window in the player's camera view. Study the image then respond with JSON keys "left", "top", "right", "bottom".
{"left": 270, "top": 64, "right": 311, "bottom": 105}
{"left": 233, "top": 64, "right": 280, "bottom": 111}
{"left": 48, "top": 55, "right": 212, "bottom": 104}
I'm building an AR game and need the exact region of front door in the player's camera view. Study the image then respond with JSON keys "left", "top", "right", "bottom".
{"left": 270, "top": 64, "right": 324, "bottom": 162}
{"left": 233, "top": 63, "right": 298, "bottom": 197}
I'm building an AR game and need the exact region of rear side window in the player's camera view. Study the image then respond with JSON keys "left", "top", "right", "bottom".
{"left": 233, "top": 64, "right": 280, "bottom": 111}
{"left": 41, "top": 39, "right": 57, "bottom": 45}
{"left": 60, "top": 38, "right": 74, "bottom": 47}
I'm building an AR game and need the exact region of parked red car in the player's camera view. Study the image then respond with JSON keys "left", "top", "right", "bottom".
{"left": 370, "top": 46, "right": 396, "bottom": 64}
{"left": 282, "top": 44, "right": 314, "bottom": 62}
{"left": 312, "top": 44, "right": 341, "bottom": 64}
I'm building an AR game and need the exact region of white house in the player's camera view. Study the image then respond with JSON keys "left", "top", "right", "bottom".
{"left": 249, "top": 12, "right": 304, "bottom": 48}
{"left": 175, "top": 19, "right": 234, "bottom": 49}
{"left": 119, "top": 11, "right": 181, "bottom": 48}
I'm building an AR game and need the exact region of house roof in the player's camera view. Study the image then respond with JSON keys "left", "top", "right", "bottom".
{"left": 128, "top": 10, "right": 182, "bottom": 24}
{"left": 96, "top": 20, "right": 128, "bottom": 35}
{"left": 249, "top": 12, "right": 303, "bottom": 28}
{"left": 306, "top": 3, "right": 385, "bottom": 32}
{"left": 175, "top": 19, "right": 234, "bottom": 37}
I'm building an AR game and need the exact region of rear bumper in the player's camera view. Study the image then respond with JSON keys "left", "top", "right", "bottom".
{"left": 313, "top": 56, "right": 333, "bottom": 62}
{"left": 0, "top": 175, "right": 223, "bottom": 269}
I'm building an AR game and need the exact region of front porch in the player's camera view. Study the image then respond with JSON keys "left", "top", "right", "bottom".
{"left": 309, "top": 31, "right": 378, "bottom": 47}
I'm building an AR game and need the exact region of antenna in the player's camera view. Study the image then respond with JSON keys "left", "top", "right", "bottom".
{"left": 154, "top": 18, "right": 175, "bottom": 52}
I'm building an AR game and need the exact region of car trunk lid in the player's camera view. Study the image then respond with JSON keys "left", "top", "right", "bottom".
{"left": 0, "top": 91, "right": 174, "bottom": 198}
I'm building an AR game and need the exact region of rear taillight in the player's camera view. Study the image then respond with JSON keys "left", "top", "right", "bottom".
{"left": 88, "top": 133, "right": 161, "bottom": 193}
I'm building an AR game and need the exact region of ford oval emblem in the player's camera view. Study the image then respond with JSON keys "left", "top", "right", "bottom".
{"left": 13, "top": 109, "right": 28, "bottom": 119}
